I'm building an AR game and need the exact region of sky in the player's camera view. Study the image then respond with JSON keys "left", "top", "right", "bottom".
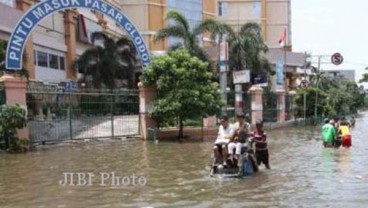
{"left": 292, "top": 0, "right": 368, "bottom": 83}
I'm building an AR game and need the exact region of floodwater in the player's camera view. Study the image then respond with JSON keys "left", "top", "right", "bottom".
{"left": 1, "top": 113, "right": 368, "bottom": 208}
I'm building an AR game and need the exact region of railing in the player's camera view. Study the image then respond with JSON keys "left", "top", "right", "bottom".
{"left": 26, "top": 85, "right": 140, "bottom": 145}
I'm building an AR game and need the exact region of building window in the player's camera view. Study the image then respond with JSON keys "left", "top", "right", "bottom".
{"left": 34, "top": 50, "right": 66, "bottom": 70}
{"left": 49, "top": 54, "right": 59, "bottom": 69}
{"left": 218, "top": 2, "right": 228, "bottom": 17}
{"left": 37, "top": 51, "right": 48, "bottom": 67}
{"left": 59, "top": 57, "right": 65, "bottom": 71}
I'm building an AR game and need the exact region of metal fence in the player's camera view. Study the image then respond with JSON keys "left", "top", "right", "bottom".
{"left": 262, "top": 91, "right": 278, "bottom": 122}
{"left": 26, "top": 85, "right": 140, "bottom": 144}
{"left": 285, "top": 93, "right": 295, "bottom": 121}
{"left": 0, "top": 85, "right": 5, "bottom": 105}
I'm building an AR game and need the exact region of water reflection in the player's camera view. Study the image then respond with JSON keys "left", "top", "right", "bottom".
{"left": 0, "top": 112, "right": 367, "bottom": 207}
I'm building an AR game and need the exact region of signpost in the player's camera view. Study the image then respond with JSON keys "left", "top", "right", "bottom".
{"left": 251, "top": 71, "right": 268, "bottom": 85}
{"left": 233, "top": 70, "right": 250, "bottom": 84}
{"left": 300, "top": 80, "right": 309, "bottom": 89}
{"left": 331, "top": 52, "right": 344, "bottom": 65}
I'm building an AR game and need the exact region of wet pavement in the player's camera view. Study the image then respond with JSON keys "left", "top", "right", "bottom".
{"left": 1, "top": 112, "right": 367, "bottom": 208}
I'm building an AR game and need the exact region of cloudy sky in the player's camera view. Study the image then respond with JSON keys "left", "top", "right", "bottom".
{"left": 292, "top": 0, "right": 368, "bottom": 82}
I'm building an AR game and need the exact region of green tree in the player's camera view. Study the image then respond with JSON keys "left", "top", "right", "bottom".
{"left": 141, "top": 49, "right": 224, "bottom": 139}
{"left": 154, "top": 10, "right": 210, "bottom": 64}
{"left": 327, "top": 80, "right": 364, "bottom": 114}
{"left": 0, "top": 104, "right": 29, "bottom": 152}
{"left": 359, "top": 67, "right": 368, "bottom": 83}
{"left": 294, "top": 87, "right": 332, "bottom": 118}
{"left": 72, "top": 32, "right": 137, "bottom": 89}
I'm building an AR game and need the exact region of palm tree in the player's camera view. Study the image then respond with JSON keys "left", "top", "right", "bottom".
{"left": 198, "top": 20, "right": 270, "bottom": 74}
{"left": 154, "top": 10, "right": 210, "bottom": 63}
{"left": 72, "top": 32, "right": 137, "bottom": 89}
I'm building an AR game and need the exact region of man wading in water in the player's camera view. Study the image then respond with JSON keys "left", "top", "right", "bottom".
{"left": 321, "top": 119, "right": 337, "bottom": 148}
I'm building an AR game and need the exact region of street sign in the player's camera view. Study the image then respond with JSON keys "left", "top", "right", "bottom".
{"left": 233, "top": 70, "right": 250, "bottom": 84}
{"left": 300, "top": 79, "right": 309, "bottom": 89}
{"left": 65, "top": 82, "right": 78, "bottom": 92}
{"left": 331, "top": 52, "right": 343, "bottom": 65}
{"left": 251, "top": 71, "right": 268, "bottom": 85}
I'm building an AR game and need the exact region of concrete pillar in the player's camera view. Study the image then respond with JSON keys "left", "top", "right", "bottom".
{"left": 276, "top": 89, "right": 286, "bottom": 122}
{"left": 248, "top": 85, "right": 263, "bottom": 124}
{"left": 138, "top": 82, "right": 157, "bottom": 140}
{"left": 203, "top": 116, "right": 217, "bottom": 128}
{"left": 16, "top": 0, "right": 35, "bottom": 79}
{"left": 0, "top": 75, "right": 29, "bottom": 140}
{"left": 64, "top": 9, "right": 78, "bottom": 81}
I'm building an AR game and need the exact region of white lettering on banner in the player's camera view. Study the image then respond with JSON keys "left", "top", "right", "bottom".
{"left": 44, "top": 3, "right": 55, "bottom": 13}
{"left": 32, "top": 7, "right": 46, "bottom": 19}
{"left": 6, "top": 0, "right": 151, "bottom": 69}
{"left": 107, "top": 8, "right": 115, "bottom": 17}
{"left": 51, "top": 0, "right": 61, "bottom": 9}
{"left": 85, "top": 0, "right": 93, "bottom": 6}
{"left": 115, "top": 13, "right": 123, "bottom": 23}
{"left": 92, "top": 1, "right": 100, "bottom": 10}
{"left": 101, "top": 3, "right": 108, "bottom": 12}
{"left": 22, "top": 18, "right": 33, "bottom": 29}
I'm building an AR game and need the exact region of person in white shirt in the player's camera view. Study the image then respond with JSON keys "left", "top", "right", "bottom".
{"left": 228, "top": 113, "right": 251, "bottom": 166}
{"left": 214, "top": 115, "right": 234, "bottom": 166}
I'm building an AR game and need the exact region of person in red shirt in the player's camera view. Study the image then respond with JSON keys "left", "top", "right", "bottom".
{"left": 250, "top": 120, "right": 270, "bottom": 169}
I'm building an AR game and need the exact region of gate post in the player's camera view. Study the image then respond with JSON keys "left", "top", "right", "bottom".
{"left": 248, "top": 85, "right": 263, "bottom": 124}
{"left": 0, "top": 75, "right": 29, "bottom": 140}
{"left": 276, "top": 89, "right": 286, "bottom": 122}
{"left": 138, "top": 82, "right": 157, "bottom": 140}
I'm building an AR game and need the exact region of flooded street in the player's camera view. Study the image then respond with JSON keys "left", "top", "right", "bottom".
{"left": 1, "top": 112, "right": 368, "bottom": 208}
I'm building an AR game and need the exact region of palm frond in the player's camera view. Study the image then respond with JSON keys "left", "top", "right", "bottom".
{"left": 154, "top": 26, "right": 188, "bottom": 43}
{"left": 165, "top": 10, "right": 190, "bottom": 33}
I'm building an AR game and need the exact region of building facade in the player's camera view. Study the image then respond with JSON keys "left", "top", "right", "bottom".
{"left": 216, "top": 0, "right": 291, "bottom": 49}
{"left": 323, "top": 69, "right": 355, "bottom": 82}
{"left": 0, "top": 0, "right": 216, "bottom": 84}
{"left": 118, "top": 0, "right": 215, "bottom": 52}
{"left": 215, "top": 0, "right": 303, "bottom": 92}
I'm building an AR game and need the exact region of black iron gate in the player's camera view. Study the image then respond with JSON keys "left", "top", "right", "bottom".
{"left": 0, "top": 85, "right": 5, "bottom": 105}
{"left": 263, "top": 91, "right": 278, "bottom": 123}
{"left": 26, "top": 85, "right": 140, "bottom": 144}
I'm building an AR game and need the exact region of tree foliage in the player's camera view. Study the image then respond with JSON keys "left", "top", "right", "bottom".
{"left": 359, "top": 67, "right": 368, "bottom": 83}
{"left": 72, "top": 32, "right": 137, "bottom": 89}
{"left": 294, "top": 77, "right": 366, "bottom": 118}
{"left": 0, "top": 104, "right": 29, "bottom": 152}
{"left": 141, "top": 49, "right": 224, "bottom": 138}
{"left": 294, "top": 87, "right": 332, "bottom": 118}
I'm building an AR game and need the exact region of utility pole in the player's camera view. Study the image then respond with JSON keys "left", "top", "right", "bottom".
{"left": 234, "top": 0, "right": 244, "bottom": 115}
{"left": 219, "top": 40, "right": 229, "bottom": 115}
{"left": 303, "top": 52, "right": 308, "bottom": 121}
{"left": 314, "top": 56, "right": 321, "bottom": 122}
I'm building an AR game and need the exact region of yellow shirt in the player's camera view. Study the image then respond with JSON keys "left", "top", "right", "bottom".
{"left": 338, "top": 125, "right": 350, "bottom": 136}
